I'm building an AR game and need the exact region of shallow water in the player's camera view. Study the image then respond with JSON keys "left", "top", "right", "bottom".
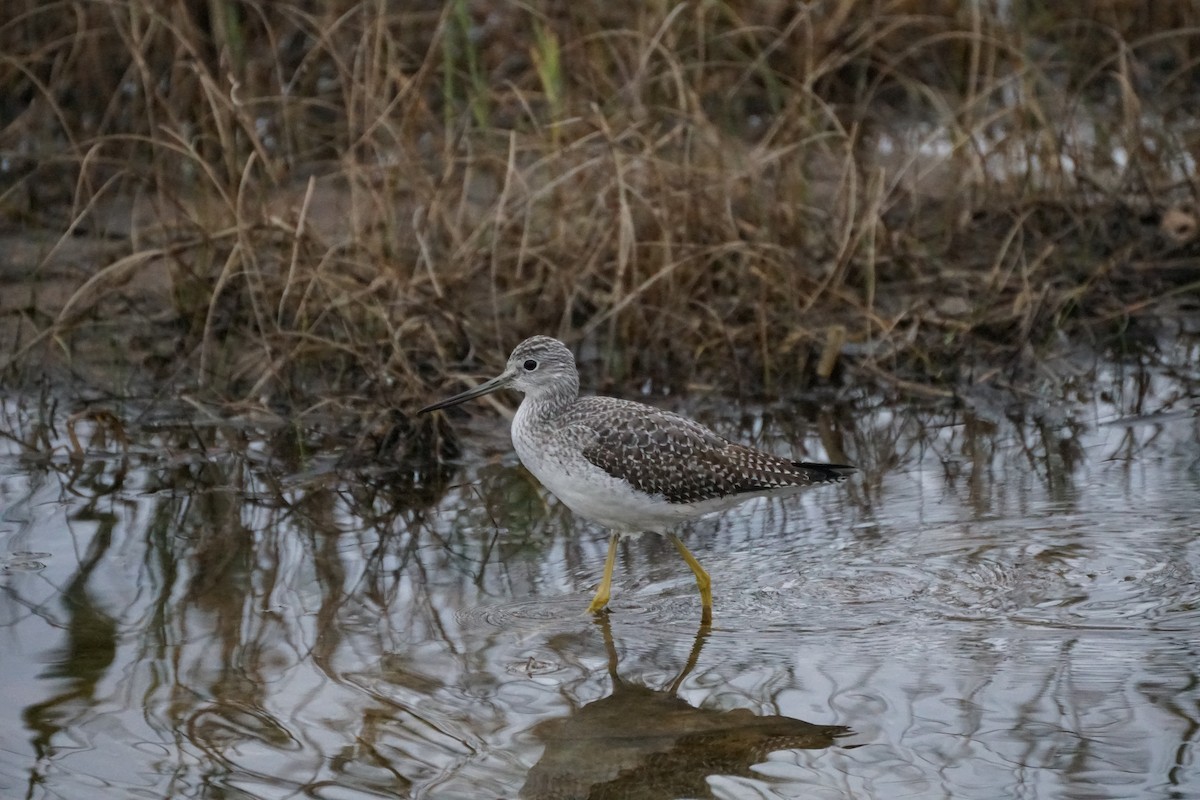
{"left": 1, "top": 360, "right": 1198, "bottom": 799}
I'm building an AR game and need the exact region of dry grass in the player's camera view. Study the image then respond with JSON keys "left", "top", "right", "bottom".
{"left": 1, "top": 0, "right": 1198, "bottom": 418}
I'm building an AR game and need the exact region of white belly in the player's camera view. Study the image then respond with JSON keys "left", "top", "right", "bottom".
{"left": 510, "top": 402, "right": 757, "bottom": 533}
{"left": 534, "top": 462, "right": 688, "bottom": 532}
{"left": 517, "top": 441, "right": 749, "bottom": 533}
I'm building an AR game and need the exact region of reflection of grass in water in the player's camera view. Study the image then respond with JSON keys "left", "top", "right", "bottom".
{"left": 1, "top": 1, "right": 1198, "bottom": 411}
{"left": 1, "top": 375, "right": 1196, "bottom": 795}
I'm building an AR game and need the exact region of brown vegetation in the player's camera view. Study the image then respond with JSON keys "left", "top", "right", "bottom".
{"left": 1, "top": 0, "right": 1197, "bottom": 417}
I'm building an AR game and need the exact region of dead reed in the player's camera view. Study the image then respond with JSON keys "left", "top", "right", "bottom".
{"left": 1, "top": 0, "right": 1197, "bottom": 416}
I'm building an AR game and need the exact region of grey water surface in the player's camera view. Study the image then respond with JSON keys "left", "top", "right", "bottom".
{"left": 1, "top": 357, "right": 1198, "bottom": 799}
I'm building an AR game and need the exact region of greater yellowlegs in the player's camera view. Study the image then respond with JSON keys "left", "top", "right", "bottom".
{"left": 420, "top": 336, "right": 854, "bottom": 624}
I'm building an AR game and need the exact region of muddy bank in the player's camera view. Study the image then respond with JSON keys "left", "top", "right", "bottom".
{"left": 3, "top": 3, "right": 1200, "bottom": 413}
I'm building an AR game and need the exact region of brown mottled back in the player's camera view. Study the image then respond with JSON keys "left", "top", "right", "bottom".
{"left": 559, "top": 397, "right": 852, "bottom": 504}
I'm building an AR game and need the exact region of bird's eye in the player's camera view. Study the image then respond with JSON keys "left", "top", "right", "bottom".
{"left": 523, "top": 359, "right": 538, "bottom": 371}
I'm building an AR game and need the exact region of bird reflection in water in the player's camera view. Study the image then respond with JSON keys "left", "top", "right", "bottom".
{"left": 521, "top": 618, "right": 854, "bottom": 799}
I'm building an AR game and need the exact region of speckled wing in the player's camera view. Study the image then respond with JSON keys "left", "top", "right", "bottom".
{"left": 563, "top": 397, "right": 851, "bottom": 504}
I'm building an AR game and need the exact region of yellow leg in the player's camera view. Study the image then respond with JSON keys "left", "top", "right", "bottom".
{"left": 670, "top": 533, "right": 713, "bottom": 626}
{"left": 587, "top": 533, "right": 620, "bottom": 615}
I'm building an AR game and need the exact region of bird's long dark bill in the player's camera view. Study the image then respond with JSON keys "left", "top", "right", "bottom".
{"left": 419, "top": 371, "right": 514, "bottom": 413}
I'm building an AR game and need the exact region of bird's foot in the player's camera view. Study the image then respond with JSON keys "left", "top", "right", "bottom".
{"left": 585, "top": 599, "right": 611, "bottom": 616}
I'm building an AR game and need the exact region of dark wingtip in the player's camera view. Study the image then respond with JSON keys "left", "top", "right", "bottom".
{"left": 794, "top": 461, "right": 856, "bottom": 482}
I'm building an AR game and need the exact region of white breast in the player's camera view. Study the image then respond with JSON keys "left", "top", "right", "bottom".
{"left": 512, "top": 402, "right": 756, "bottom": 533}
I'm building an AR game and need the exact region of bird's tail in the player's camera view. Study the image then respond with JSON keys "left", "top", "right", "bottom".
{"left": 793, "top": 462, "right": 856, "bottom": 482}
